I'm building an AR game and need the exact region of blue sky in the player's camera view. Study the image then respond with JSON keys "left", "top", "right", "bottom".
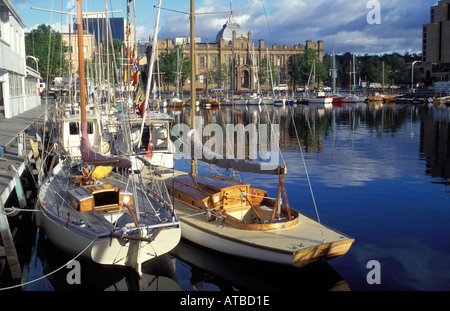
{"left": 10, "top": 0, "right": 439, "bottom": 55}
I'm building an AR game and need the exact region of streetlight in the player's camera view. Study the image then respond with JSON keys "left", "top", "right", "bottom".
{"left": 411, "top": 61, "right": 421, "bottom": 93}
{"left": 26, "top": 55, "right": 39, "bottom": 72}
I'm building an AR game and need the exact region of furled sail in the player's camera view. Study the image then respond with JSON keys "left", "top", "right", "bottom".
{"left": 81, "top": 122, "right": 131, "bottom": 168}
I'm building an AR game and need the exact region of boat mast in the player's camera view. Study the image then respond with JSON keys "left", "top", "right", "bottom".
{"left": 190, "top": 0, "right": 196, "bottom": 178}
{"left": 76, "top": 0, "right": 87, "bottom": 124}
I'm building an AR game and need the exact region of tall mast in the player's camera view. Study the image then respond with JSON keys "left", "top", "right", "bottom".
{"left": 76, "top": 0, "right": 87, "bottom": 123}
{"left": 190, "top": 0, "right": 196, "bottom": 177}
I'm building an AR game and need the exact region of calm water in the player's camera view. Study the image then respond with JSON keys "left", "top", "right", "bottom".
{"left": 2, "top": 102, "right": 450, "bottom": 291}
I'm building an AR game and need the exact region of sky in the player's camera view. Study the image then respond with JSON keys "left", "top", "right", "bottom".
{"left": 10, "top": 0, "right": 440, "bottom": 55}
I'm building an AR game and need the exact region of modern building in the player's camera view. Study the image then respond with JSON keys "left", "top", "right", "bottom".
{"left": 146, "top": 12, "right": 323, "bottom": 92}
{"left": 73, "top": 16, "right": 125, "bottom": 42}
{"left": 0, "top": 0, "right": 41, "bottom": 119}
{"left": 421, "top": 0, "right": 450, "bottom": 81}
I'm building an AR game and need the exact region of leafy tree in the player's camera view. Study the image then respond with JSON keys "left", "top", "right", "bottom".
{"left": 25, "top": 24, "right": 68, "bottom": 81}
{"left": 293, "top": 48, "right": 327, "bottom": 89}
{"left": 158, "top": 46, "right": 190, "bottom": 90}
{"left": 257, "top": 56, "right": 278, "bottom": 90}
{"left": 208, "top": 61, "right": 228, "bottom": 88}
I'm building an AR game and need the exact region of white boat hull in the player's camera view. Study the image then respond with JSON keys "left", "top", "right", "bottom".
{"left": 172, "top": 199, "right": 353, "bottom": 267}
{"left": 247, "top": 97, "right": 262, "bottom": 105}
{"left": 40, "top": 208, "right": 180, "bottom": 268}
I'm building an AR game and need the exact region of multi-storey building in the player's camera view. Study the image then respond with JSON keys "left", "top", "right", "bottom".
{"left": 422, "top": 0, "right": 450, "bottom": 80}
{"left": 147, "top": 12, "right": 323, "bottom": 92}
{"left": 0, "top": 0, "right": 41, "bottom": 118}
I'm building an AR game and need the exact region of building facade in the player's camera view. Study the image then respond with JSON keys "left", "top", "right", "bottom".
{"left": 61, "top": 32, "right": 96, "bottom": 74}
{"left": 74, "top": 17, "right": 125, "bottom": 42}
{"left": 0, "top": 0, "right": 40, "bottom": 118}
{"left": 421, "top": 0, "right": 450, "bottom": 80}
{"left": 147, "top": 14, "right": 323, "bottom": 92}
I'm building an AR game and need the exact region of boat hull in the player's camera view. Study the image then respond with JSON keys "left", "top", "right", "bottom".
{"left": 173, "top": 199, "right": 354, "bottom": 267}
{"left": 40, "top": 206, "right": 180, "bottom": 268}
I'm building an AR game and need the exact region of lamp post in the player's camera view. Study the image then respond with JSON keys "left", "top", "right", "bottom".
{"left": 26, "top": 55, "right": 39, "bottom": 72}
{"left": 411, "top": 61, "right": 421, "bottom": 93}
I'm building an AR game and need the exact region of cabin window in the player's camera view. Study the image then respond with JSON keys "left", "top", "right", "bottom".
{"left": 93, "top": 190, "right": 119, "bottom": 208}
{"left": 87, "top": 122, "right": 94, "bottom": 134}
{"left": 69, "top": 122, "right": 93, "bottom": 135}
{"left": 69, "top": 122, "right": 79, "bottom": 135}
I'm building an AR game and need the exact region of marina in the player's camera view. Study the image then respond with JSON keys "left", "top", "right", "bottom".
{"left": 0, "top": 102, "right": 450, "bottom": 291}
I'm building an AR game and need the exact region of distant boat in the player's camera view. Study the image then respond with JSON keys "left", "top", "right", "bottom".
{"left": 167, "top": 97, "right": 185, "bottom": 107}
{"left": 309, "top": 92, "right": 333, "bottom": 104}
{"left": 246, "top": 93, "right": 262, "bottom": 105}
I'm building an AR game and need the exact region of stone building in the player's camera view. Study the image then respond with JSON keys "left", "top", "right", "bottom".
{"left": 147, "top": 12, "right": 323, "bottom": 92}
{"left": 421, "top": 0, "right": 450, "bottom": 80}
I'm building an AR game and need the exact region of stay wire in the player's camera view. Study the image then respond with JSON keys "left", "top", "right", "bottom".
{"left": 287, "top": 105, "right": 326, "bottom": 244}
{"left": 0, "top": 236, "right": 99, "bottom": 291}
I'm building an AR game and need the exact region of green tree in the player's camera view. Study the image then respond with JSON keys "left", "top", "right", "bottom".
{"left": 25, "top": 24, "right": 68, "bottom": 81}
{"left": 258, "top": 56, "right": 278, "bottom": 90}
{"left": 208, "top": 61, "right": 228, "bottom": 88}
{"left": 159, "top": 46, "right": 190, "bottom": 90}
{"left": 293, "top": 48, "right": 327, "bottom": 89}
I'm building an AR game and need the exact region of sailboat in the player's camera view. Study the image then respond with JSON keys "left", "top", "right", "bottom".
{"left": 37, "top": 0, "right": 181, "bottom": 277}
{"left": 147, "top": 0, "right": 354, "bottom": 268}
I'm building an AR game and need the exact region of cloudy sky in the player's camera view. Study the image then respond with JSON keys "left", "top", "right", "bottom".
{"left": 10, "top": 0, "right": 439, "bottom": 55}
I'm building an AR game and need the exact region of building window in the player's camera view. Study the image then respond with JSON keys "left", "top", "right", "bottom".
{"left": 25, "top": 77, "right": 37, "bottom": 95}
{"left": 212, "top": 56, "right": 217, "bottom": 67}
{"left": 84, "top": 46, "right": 88, "bottom": 54}
{"left": 199, "top": 74, "right": 204, "bottom": 84}
{"left": 200, "top": 56, "right": 205, "bottom": 67}
{"left": 9, "top": 73, "right": 23, "bottom": 97}
{"left": 277, "top": 56, "right": 281, "bottom": 66}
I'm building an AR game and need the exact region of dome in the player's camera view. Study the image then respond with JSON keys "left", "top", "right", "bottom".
{"left": 216, "top": 20, "right": 247, "bottom": 43}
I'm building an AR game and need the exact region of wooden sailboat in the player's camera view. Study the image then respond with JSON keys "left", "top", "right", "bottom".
{"left": 146, "top": 0, "right": 354, "bottom": 268}
{"left": 37, "top": 0, "right": 180, "bottom": 277}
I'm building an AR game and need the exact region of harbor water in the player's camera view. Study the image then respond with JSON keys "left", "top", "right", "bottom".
{"left": 1, "top": 102, "right": 450, "bottom": 291}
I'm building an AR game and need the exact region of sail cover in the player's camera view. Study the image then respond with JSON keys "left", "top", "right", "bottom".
{"left": 188, "top": 129, "right": 285, "bottom": 175}
{"left": 81, "top": 122, "right": 131, "bottom": 168}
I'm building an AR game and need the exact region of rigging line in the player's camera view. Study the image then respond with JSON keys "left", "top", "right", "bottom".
{"left": 0, "top": 236, "right": 99, "bottom": 291}
{"left": 259, "top": 0, "right": 273, "bottom": 43}
{"left": 287, "top": 105, "right": 326, "bottom": 244}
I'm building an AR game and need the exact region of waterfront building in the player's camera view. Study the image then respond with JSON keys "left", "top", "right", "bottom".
{"left": 146, "top": 11, "right": 323, "bottom": 92}
{"left": 61, "top": 32, "right": 95, "bottom": 75}
{"left": 421, "top": 0, "right": 450, "bottom": 80}
{"left": 0, "top": 0, "right": 41, "bottom": 119}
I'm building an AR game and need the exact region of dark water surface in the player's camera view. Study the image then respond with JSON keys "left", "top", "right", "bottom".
{"left": 1, "top": 103, "right": 449, "bottom": 292}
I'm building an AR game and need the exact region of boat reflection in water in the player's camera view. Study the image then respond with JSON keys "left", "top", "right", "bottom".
{"left": 35, "top": 231, "right": 180, "bottom": 291}
{"left": 171, "top": 238, "right": 350, "bottom": 291}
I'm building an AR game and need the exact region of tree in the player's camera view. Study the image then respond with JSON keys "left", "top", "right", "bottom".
{"left": 159, "top": 46, "right": 190, "bottom": 90}
{"left": 25, "top": 24, "right": 68, "bottom": 81}
{"left": 293, "top": 48, "right": 327, "bottom": 89}
{"left": 257, "top": 56, "right": 278, "bottom": 90}
{"left": 208, "top": 61, "right": 228, "bottom": 89}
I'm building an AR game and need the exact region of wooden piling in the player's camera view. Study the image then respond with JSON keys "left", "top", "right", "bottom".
{"left": 0, "top": 200, "right": 22, "bottom": 280}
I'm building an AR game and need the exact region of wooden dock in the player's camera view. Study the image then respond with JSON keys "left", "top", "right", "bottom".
{"left": 0, "top": 102, "right": 53, "bottom": 281}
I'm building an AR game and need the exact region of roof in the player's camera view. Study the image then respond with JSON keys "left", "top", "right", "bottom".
{"left": 216, "top": 20, "right": 247, "bottom": 43}
{"left": 0, "top": 0, "right": 27, "bottom": 28}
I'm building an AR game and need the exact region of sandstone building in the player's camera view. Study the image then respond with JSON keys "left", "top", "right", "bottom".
{"left": 146, "top": 12, "right": 323, "bottom": 92}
